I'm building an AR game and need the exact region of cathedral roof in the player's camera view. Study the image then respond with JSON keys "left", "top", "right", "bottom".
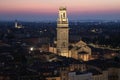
{"left": 75, "top": 40, "right": 87, "bottom": 47}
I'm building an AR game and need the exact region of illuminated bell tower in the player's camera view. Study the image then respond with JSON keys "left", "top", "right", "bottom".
{"left": 57, "top": 7, "right": 69, "bottom": 57}
{"left": 15, "top": 20, "right": 18, "bottom": 28}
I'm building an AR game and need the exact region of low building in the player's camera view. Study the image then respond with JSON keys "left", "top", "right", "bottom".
{"left": 87, "top": 69, "right": 104, "bottom": 80}
{"left": 68, "top": 71, "right": 92, "bottom": 80}
{"left": 86, "top": 59, "right": 120, "bottom": 80}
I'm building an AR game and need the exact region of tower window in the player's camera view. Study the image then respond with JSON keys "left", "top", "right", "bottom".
{"left": 63, "top": 13, "right": 65, "bottom": 18}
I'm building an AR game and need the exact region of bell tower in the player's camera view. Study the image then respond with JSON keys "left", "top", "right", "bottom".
{"left": 57, "top": 7, "right": 69, "bottom": 57}
{"left": 15, "top": 20, "right": 18, "bottom": 28}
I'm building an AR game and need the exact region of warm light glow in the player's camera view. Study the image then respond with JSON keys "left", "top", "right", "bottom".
{"left": 30, "top": 47, "right": 34, "bottom": 51}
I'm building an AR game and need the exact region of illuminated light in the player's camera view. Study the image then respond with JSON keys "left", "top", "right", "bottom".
{"left": 111, "top": 53, "right": 115, "bottom": 56}
{"left": 44, "top": 29, "right": 47, "bottom": 31}
{"left": 30, "top": 47, "right": 34, "bottom": 51}
{"left": 40, "top": 31, "right": 42, "bottom": 33}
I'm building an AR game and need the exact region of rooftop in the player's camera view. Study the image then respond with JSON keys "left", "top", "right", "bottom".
{"left": 87, "top": 69, "right": 102, "bottom": 75}
{"left": 59, "top": 7, "right": 66, "bottom": 10}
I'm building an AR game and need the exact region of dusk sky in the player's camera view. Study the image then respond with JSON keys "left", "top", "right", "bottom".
{"left": 0, "top": 0, "right": 120, "bottom": 21}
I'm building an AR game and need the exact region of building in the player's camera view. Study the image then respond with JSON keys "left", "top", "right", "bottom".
{"left": 68, "top": 71, "right": 92, "bottom": 80}
{"left": 14, "top": 20, "right": 23, "bottom": 29}
{"left": 70, "top": 40, "right": 91, "bottom": 61}
{"left": 87, "top": 69, "right": 105, "bottom": 80}
{"left": 86, "top": 59, "right": 120, "bottom": 80}
{"left": 49, "top": 7, "right": 92, "bottom": 61}
{"left": 57, "top": 7, "right": 69, "bottom": 57}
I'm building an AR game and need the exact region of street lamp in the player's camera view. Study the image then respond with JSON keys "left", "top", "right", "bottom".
{"left": 30, "top": 47, "right": 34, "bottom": 51}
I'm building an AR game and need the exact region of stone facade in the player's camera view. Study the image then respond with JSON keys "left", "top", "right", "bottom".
{"left": 70, "top": 40, "right": 91, "bottom": 61}
{"left": 57, "top": 7, "right": 69, "bottom": 57}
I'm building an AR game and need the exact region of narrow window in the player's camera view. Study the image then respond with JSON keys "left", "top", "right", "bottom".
{"left": 63, "top": 13, "right": 65, "bottom": 18}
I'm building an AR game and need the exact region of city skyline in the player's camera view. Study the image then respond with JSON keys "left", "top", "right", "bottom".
{"left": 0, "top": 0, "right": 120, "bottom": 21}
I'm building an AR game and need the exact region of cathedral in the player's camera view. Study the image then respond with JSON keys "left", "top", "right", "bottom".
{"left": 49, "top": 7, "right": 91, "bottom": 61}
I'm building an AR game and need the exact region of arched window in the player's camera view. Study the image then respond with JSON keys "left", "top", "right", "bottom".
{"left": 63, "top": 13, "right": 65, "bottom": 18}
